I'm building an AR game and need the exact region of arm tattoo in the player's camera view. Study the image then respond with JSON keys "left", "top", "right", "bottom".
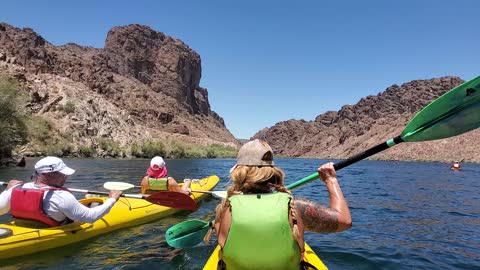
{"left": 294, "top": 197, "right": 339, "bottom": 233}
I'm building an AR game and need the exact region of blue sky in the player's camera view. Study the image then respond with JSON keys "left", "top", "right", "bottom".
{"left": 1, "top": 1, "right": 478, "bottom": 139}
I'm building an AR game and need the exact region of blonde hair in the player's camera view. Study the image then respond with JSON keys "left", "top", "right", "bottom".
{"left": 204, "top": 165, "right": 302, "bottom": 245}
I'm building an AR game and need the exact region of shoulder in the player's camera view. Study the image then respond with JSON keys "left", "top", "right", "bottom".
{"left": 52, "top": 189, "right": 76, "bottom": 200}
{"left": 22, "top": 182, "right": 35, "bottom": 188}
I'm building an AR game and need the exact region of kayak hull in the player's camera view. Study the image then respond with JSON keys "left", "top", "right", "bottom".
{"left": 0, "top": 175, "right": 219, "bottom": 260}
{"left": 202, "top": 242, "right": 328, "bottom": 270}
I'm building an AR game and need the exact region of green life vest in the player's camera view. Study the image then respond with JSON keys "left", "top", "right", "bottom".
{"left": 222, "top": 192, "right": 301, "bottom": 270}
{"left": 147, "top": 177, "right": 168, "bottom": 191}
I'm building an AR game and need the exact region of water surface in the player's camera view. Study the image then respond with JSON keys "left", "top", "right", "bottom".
{"left": 0, "top": 158, "right": 478, "bottom": 269}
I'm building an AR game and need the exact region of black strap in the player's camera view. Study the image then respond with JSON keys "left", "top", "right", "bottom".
{"left": 217, "top": 259, "right": 226, "bottom": 270}
{"left": 300, "top": 260, "right": 318, "bottom": 270}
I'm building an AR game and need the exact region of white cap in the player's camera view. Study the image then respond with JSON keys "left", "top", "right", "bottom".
{"left": 150, "top": 156, "right": 165, "bottom": 170}
{"left": 34, "top": 156, "right": 76, "bottom": 176}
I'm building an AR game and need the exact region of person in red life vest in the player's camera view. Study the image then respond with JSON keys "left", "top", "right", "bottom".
{"left": 140, "top": 156, "right": 191, "bottom": 195}
{"left": 204, "top": 139, "right": 352, "bottom": 269}
{"left": 450, "top": 161, "right": 462, "bottom": 170}
{"left": 0, "top": 156, "right": 122, "bottom": 228}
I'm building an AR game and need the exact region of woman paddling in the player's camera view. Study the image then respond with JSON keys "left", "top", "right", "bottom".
{"left": 140, "top": 156, "right": 191, "bottom": 195}
{"left": 206, "top": 139, "right": 352, "bottom": 269}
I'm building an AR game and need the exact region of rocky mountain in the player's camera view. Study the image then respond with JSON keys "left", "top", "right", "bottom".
{"left": 0, "top": 23, "right": 238, "bottom": 156}
{"left": 1, "top": 22, "right": 476, "bottom": 163}
{"left": 253, "top": 77, "right": 480, "bottom": 163}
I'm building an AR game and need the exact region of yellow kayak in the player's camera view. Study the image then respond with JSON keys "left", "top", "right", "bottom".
{"left": 202, "top": 242, "right": 328, "bottom": 270}
{"left": 0, "top": 175, "right": 219, "bottom": 260}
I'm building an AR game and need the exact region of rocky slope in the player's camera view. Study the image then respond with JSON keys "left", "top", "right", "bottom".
{"left": 0, "top": 23, "right": 238, "bottom": 156}
{"left": 253, "top": 77, "right": 480, "bottom": 163}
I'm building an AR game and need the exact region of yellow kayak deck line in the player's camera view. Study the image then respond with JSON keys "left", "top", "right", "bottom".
{"left": 202, "top": 242, "right": 328, "bottom": 269}
{"left": 0, "top": 175, "right": 219, "bottom": 260}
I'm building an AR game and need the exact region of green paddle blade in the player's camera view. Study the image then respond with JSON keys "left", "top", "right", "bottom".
{"left": 401, "top": 76, "right": 480, "bottom": 142}
{"left": 166, "top": 219, "right": 211, "bottom": 248}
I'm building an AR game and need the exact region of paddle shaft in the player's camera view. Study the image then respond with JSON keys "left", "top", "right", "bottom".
{"left": 103, "top": 181, "right": 224, "bottom": 196}
{"left": 0, "top": 181, "right": 145, "bottom": 199}
{"left": 286, "top": 136, "right": 404, "bottom": 190}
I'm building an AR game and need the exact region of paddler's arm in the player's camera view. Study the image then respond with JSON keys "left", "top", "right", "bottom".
{"left": 214, "top": 207, "right": 231, "bottom": 248}
{"left": 60, "top": 190, "right": 121, "bottom": 223}
{"left": 0, "top": 179, "right": 23, "bottom": 216}
{"left": 294, "top": 162, "right": 352, "bottom": 233}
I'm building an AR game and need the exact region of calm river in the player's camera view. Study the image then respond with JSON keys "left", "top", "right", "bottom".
{"left": 0, "top": 158, "right": 479, "bottom": 269}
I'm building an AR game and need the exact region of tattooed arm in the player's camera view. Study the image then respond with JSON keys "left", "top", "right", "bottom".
{"left": 295, "top": 162, "right": 352, "bottom": 233}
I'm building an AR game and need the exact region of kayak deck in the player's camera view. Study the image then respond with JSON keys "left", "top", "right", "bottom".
{"left": 0, "top": 175, "right": 219, "bottom": 260}
{"left": 202, "top": 242, "right": 328, "bottom": 269}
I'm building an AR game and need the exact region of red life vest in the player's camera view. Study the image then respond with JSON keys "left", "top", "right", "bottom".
{"left": 10, "top": 187, "right": 65, "bottom": 227}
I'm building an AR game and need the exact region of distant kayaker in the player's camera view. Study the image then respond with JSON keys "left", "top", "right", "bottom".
{"left": 205, "top": 139, "right": 352, "bottom": 269}
{"left": 0, "top": 156, "right": 122, "bottom": 228}
{"left": 140, "top": 156, "right": 191, "bottom": 195}
{"left": 451, "top": 161, "right": 462, "bottom": 170}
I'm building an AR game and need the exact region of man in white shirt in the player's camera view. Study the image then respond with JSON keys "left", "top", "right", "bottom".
{"left": 0, "top": 156, "right": 122, "bottom": 226}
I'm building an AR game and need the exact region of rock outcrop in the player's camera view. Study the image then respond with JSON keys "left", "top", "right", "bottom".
{"left": 253, "top": 77, "right": 480, "bottom": 163}
{"left": 0, "top": 23, "right": 238, "bottom": 156}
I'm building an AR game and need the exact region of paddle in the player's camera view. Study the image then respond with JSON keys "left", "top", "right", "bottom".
{"left": 103, "top": 181, "right": 228, "bottom": 199}
{"left": 165, "top": 76, "right": 480, "bottom": 247}
{"left": 166, "top": 219, "right": 213, "bottom": 248}
{"left": 289, "top": 75, "right": 480, "bottom": 189}
{"left": 0, "top": 181, "right": 198, "bottom": 210}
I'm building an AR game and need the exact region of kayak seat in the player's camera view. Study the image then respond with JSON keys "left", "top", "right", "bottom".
{"left": 85, "top": 200, "right": 104, "bottom": 208}
{"left": 13, "top": 218, "right": 52, "bottom": 229}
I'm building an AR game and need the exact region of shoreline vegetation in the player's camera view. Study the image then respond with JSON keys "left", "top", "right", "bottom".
{"left": 45, "top": 139, "right": 238, "bottom": 159}
{"left": 0, "top": 75, "right": 237, "bottom": 162}
{"left": 0, "top": 75, "right": 476, "bottom": 165}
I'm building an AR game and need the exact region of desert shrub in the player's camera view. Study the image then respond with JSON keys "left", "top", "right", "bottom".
{"left": 141, "top": 140, "right": 166, "bottom": 157}
{"left": 130, "top": 143, "right": 142, "bottom": 157}
{"left": 26, "top": 116, "right": 52, "bottom": 143}
{"left": 99, "top": 138, "right": 123, "bottom": 157}
{"left": 184, "top": 146, "right": 207, "bottom": 158}
{"left": 79, "top": 145, "right": 95, "bottom": 157}
{"left": 167, "top": 142, "right": 186, "bottom": 158}
{"left": 0, "top": 76, "right": 27, "bottom": 158}
{"left": 57, "top": 101, "right": 76, "bottom": 114}
{"left": 205, "top": 144, "right": 237, "bottom": 158}
{"left": 42, "top": 141, "right": 74, "bottom": 156}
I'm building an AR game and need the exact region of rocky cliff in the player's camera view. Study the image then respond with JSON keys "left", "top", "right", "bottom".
{"left": 253, "top": 77, "right": 480, "bottom": 163}
{"left": 0, "top": 23, "right": 238, "bottom": 156}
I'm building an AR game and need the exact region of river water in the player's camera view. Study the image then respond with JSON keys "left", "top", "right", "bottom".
{"left": 0, "top": 158, "right": 478, "bottom": 269}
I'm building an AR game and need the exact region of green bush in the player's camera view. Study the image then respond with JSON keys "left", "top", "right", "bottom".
{"left": 130, "top": 143, "right": 142, "bottom": 157}
{"left": 43, "top": 144, "right": 63, "bottom": 156}
{"left": 42, "top": 141, "right": 74, "bottom": 156}
{"left": 99, "top": 138, "right": 123, "bottom": 157}
{"left": 167, "top": 142, "right": 186, "bottom": 158}
{"left": 57, "top": 101, "right": 76, "bottom": 114}
{"left": 184, "top": 146, "right": 207, "bottom": 158}
{"left": 0, "top": 75, "right": 27, "bottom": 158}
{"left": 26, "top": 116, "right": 52, "bottom": 143}
{"left": 141, "top": 140, "right": 166, "bottom": 157}
{"left": 205, "top": 144, "right": 237, "bottom": 158}
{"left": 79, "top": 145, "right": 95, "bottom": 157}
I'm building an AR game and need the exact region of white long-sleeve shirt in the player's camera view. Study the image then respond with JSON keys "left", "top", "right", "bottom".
{"left": 0, "top": 182, "right": 116, "bottom": 223}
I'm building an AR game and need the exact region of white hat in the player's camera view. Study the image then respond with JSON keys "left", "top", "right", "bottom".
{"left": 230, "top": 139, "right": 274, "bottom": 173}
{"left": 35, "top": 156, "right": 76, "bottom": 176}
{"left": 150, "top": 156, "right": 165, "bottom": 170}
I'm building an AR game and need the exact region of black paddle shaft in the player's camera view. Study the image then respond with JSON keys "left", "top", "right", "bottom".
{"left": 334, "top": 136, "right": 404, "bottom": 171}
